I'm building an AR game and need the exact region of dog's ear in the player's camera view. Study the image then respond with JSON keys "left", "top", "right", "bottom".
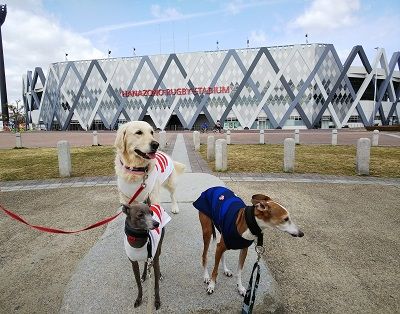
{"left": 114, "top": 124, "right": 127, "bottom": 152}
{"left": 121, "top": 204, "right": 130, "bottom": 216}
{"left": 251, "top": 194, "right": 271, "bottom": 205}
{"left": 254, "top": 202, "right": 270, "bottom": 212}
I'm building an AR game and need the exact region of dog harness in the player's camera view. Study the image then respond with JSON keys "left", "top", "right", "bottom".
{"left": 124, "top": 204, "right": 171, "bottom": 261}
{"left": 193, "top": 186, "right": 254, "bottom": 250}
{"left": 118, "top": 152, "right": 174, "bottom": 203}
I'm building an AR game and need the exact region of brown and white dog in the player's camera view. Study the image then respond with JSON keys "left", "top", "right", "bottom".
{"left": 193, "top": 186, "right": 304, "bottom": 295}
{"left": 114, "top": 121, "right": 185, "bottom": 212}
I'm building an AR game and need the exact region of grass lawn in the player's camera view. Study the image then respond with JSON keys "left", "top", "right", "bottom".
{"left": 200, "top": 144, "right": 400, "bottom": 178}
{"left": 0, "top": 146, "right": 116, "bottom": 181}
{"left": 1, "top": 144, "right": 399, "bottom": 181}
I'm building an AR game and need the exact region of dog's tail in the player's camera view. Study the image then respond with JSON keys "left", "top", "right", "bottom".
{"left": 211, "top": 223, "right": 216, "bottom": 241}
{"left": 173, "top": 161, "right": 186, "bottom": 175}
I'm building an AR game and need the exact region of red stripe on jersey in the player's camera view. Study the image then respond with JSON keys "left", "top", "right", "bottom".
{"left": 157, "top": 153, "right": 168, "bottom": 168}
{"left": 151, "top": 204, "right": 162, "bottom": 223}
{"left": 155, "top": 156, "right": 165, "bottom": 172}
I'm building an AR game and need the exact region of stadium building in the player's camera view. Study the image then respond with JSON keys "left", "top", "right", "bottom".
{"left": 23, "top": 43, "right": 400, "bottom": 131}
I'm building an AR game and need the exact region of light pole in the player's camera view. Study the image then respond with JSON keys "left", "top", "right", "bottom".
{"left": 108, "top": 50, "right": 111, "bottom": 58}
{"left": 0, "top": 4, "right": 8, "bottom": 128}
{"left": 373, "top": 47, "right": 379, "bottom": 124}
{"left": 65, "top": 53, "right": 68, "bottom": 61}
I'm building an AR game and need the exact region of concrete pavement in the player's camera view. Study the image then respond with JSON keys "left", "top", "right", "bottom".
{"left": 60, "top": 173, "right": 280, "bottom": 313}
{"left": 59, "top": 133, "right": 280, "bottom": 313}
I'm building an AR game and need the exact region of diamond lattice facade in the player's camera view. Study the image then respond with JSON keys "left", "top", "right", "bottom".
{"left": 24, "top": 44, "right": 400, "bottom": 130}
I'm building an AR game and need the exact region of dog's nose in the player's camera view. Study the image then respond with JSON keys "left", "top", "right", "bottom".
{"left": 298, "top": 230, "right": 304, "bottom": 237}
{"left": 153, "top": 221, "right": 160, "bottom": 228}
{"left": 151, "top": 141, "right": 159, "bottom": 151}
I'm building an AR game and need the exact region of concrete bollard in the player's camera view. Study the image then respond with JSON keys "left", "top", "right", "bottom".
{"left": 356, "top": 138, "right": 371, "bottom": 175}
{"left": 259, "top": 129, "right": 265, "bottom": 144}
{"left": 226, "top": 130, "right": 231, "bottom": 145}
{"left": 57, "top": 140, "right": 72, "bottom": 177}
{"left": 92, "top": 131, "right": 98, "bottom": 146}
{"left": 159, "top": 131, "right": 166, "bottom": 150}
{"left": 193, "top": 131, "right": 200, "bottom": 151}
{"left": 294, "top": 129, "right": 300, "bottom": 144}
{"left": 215, "top": 139, "right": 227, "bottom": 171}
{"left": 283, "top": 138, "right": 295, "bottom": 173}
{"left": 332, "top": 129, "right": 338, "bottom": 146}
{"left": 372, "top": 130, "right": 379, "bottom": 146}
{"left": 15, "top": 132, "right": 22, "bottom": 148}
{"left": 207, "top": 136, "right": 215, "bottom": 161}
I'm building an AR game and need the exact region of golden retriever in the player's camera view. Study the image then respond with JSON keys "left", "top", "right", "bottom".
{"left": 114, "top": 121, "right": 185, "bottom": 213}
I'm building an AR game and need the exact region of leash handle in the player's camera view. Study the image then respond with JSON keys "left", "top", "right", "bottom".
{"left": 0, "top": 203, "right": 122, "bottom": 234}
{"left": 242, "top": 261, "right": 261, "bottom": 314}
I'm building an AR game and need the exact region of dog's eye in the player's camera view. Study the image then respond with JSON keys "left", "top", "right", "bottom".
{"left": 135, "top": 130, "right": 143, "bottom": 135}
{"left": 283, "top": 217, "right": 289, "bottom": 222}
{"left": 151, "top": 131, "right": 154, "bottom": 135}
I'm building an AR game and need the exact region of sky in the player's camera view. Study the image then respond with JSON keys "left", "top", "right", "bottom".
{"left": 2, "top": 0, "right": 400, "bottom": 107}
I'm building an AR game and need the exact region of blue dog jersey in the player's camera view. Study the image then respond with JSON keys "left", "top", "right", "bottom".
{"left": 193, "top": 186, "right": 254, "bottom": 250}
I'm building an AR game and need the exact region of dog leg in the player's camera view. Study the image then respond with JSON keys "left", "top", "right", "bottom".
{"left": 207, "top": 240, "right": 226, "bottom": 294}
{"left": 237, "top": 248, "right": 248, "bottom": 296}
{"left": 165, "top": 173, "right": 179, "bottom": 214}
{"left": 199, "top": 212, "right": 212, "bottom": 284}
{"left": 221, "top": 252, "right": 233, "bottom": 277}
{"left": 141, "top": 261, "right": 147, "bottom": 283}
{"left": 153, "top": 254, "right": 161, "bottom": 310}
{"left": 131, "top": 260, "right": 143, "bottom": 307}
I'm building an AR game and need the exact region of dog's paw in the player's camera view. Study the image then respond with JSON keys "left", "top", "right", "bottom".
{"left": 206, "top": 281, "right": 215, "bottom": 294}
{"left": 155, "top": 300, "right": 161, "bottom": 310}
{"left": 134, "top": 297, "right": 142, "bottom": 308}
{"left": 171, "top": 206, "right": 180, "bottom": 214}
{"left": 203, "top": 276, "right": 210, "bottom": 284}
{"left": 237, "top": 284, "right": 247, "bottom": 296}
{"left": 224, "top": 270, "right": 233, "bottom": 277}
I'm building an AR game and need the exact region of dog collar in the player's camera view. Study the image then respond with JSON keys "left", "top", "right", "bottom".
{"left": 244, "top": 206, "right": 263, "bottom": 246}
{"left": 120, "top": 159, "right": 149, "bottom": 174}
{"left": 124, "top": 220, "right": 149, "bottom": 239}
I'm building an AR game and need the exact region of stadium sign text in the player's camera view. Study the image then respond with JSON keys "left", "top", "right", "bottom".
{"left": 121, "top": 86, "right": 230, "bottom": 97}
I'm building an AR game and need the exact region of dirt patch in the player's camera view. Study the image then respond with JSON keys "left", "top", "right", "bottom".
{"left": 0, "top": 186, "right": 119, "bottom": 313}
{"left": 227, "top": 181, "right": 400, "bottom": 313}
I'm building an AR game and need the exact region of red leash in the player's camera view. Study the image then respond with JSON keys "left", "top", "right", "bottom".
{"left": 0, "top": 203, "right": 122, "bottom": 234}
{"left": 0, "top": 181, "right": 147, "bottom": 234}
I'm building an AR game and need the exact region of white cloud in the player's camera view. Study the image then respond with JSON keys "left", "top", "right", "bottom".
{"left": 150, "top": 4, "right": 182, "bottom": 19}
{"left": 291, "top": 0, "right": 361, "bottom": 32}
{"left": 226, "top": 0, "right": 244, "bottom": 15}
{"left": 2, "top": 2, "right": 104, "bottom": 105}
{"left": 249, "top": 30, "right": 268, "bottom": 47}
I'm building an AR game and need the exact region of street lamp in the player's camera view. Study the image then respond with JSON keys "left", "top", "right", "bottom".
{"left": 65, "top": 53, "right": 68, "bottom": 61}
{"left": 108, "top": 50, "right": 111, "bottom": 58}
{"left": 373, "top": 47, "right": 379, "bottom": 124}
